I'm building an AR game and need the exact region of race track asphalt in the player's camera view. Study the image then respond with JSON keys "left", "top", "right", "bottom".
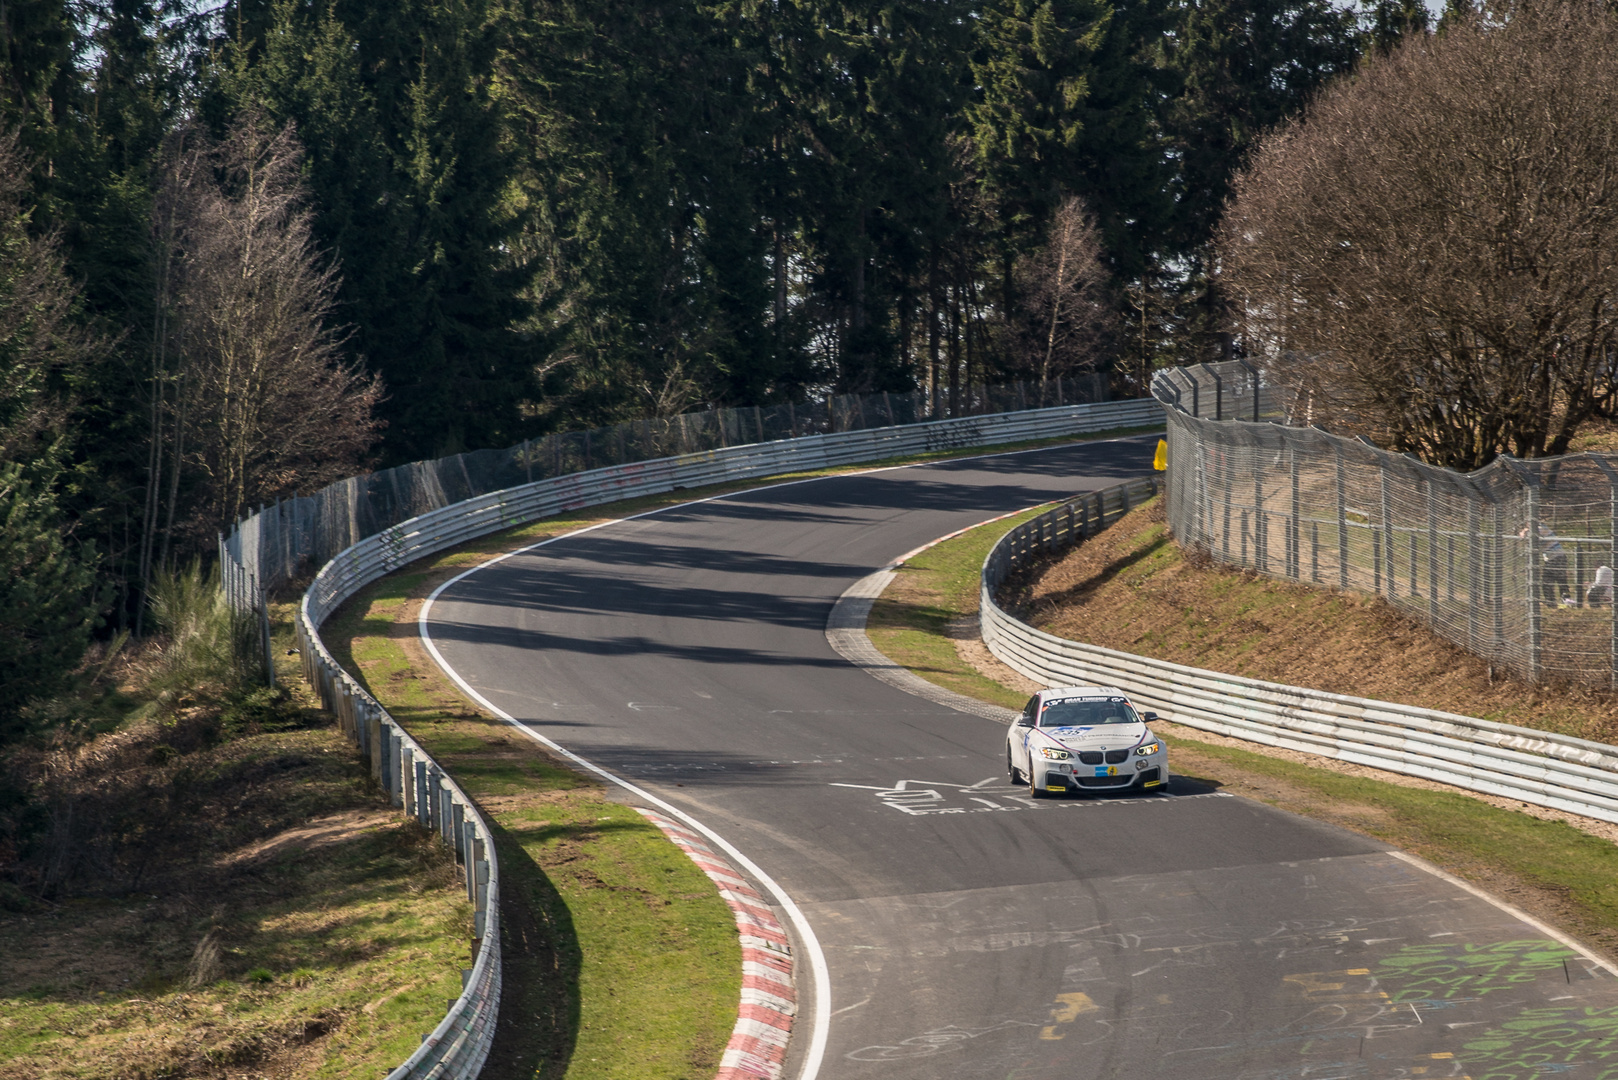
{"left": 422, "top": 436, "right": 1618, "bottom": 1080}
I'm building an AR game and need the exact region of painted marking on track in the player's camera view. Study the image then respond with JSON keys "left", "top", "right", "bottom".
{"left": 830, "top": 780, "right": 1231, "bottom": 816}
{"left": 1040, "top": 992, "right": 1101, "bottom": 1040}
{"left": 613, "top": 753, "right": 973, "bottom": 775}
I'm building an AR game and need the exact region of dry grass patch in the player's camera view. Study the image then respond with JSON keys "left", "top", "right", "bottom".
{"left": 0, "top": 723, "right": 469, "bottom": 1080}
{"left": 1009, "top": 497, "right": 1618, "bottom": 743}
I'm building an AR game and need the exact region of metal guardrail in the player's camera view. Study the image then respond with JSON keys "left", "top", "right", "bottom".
{"left": 298, "top": 398, "right": 1163, "bottom": 624}
{"left": 286, "top": 396, "right": 1163, "bottom": 1080}
{"left": 981, "top": 482, "right": 1618, "bottom": 827}
{"left": 295, "top": 613, "right": 501, "bottom": 1080}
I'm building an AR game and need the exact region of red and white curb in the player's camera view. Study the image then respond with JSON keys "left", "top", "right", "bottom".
{"left": 638, "top": 807, "right": 796, "bottom": 1080}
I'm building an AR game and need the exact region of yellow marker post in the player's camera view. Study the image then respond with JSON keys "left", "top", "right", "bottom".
{"left": 1152, "top": 438, "right": 1168, "bottom": 471}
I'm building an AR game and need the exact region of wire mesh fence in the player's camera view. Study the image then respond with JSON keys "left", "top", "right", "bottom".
{"left": 221, "top": 373, "right": 1107, "bottom": 600}
{"left": 1154, "top": 360, "right": 1618, "bottom": 688}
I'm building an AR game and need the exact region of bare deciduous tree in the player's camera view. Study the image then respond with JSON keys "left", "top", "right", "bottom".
{"left": 1218, "top": 0, "right": 1618, "bottom": 469}
{"left": 1011, "top": 196, "right": 1115, "bottom": 403}
{"left": 145, "top": 113, "right": 381, "bottom": 557}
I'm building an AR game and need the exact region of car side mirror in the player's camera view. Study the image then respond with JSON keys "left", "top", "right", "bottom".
{"left": 1017, "top": 715, "right": 1034, "bottom": 727}
{"left": 1141, "top": 711, "right": 1159, "bottom": 722}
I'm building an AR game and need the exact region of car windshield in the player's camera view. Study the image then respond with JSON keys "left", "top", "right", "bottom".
{"left": 1039, "top": 698, "right": 1138, "bottom": 727}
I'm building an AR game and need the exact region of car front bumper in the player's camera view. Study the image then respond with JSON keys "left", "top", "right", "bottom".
{"left": 1034, "top": 756, "right": 1167, "bottom": 793}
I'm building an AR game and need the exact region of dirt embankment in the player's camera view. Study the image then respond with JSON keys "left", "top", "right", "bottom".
{"left": 1001, "top": 498, "right": 1618, "bottom": 746}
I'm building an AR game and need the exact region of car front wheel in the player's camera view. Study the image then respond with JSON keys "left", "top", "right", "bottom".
{"left": 1028, "top": 768, "right": 1045, "bottom": 799}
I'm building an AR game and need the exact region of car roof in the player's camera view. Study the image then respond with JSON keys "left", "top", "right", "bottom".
{"left": 1038, "top": 685, "right": 1129, "bottom": 700}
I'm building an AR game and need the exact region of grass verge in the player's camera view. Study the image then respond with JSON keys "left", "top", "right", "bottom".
{"left": 868, "top": 496, "right": 1618, "bottom": 962}
{"left": 324, "top": 561, "right": 741, "bottom": 1080}
{"left": 866, "top": 503, "right": 1054, "bottom": 713}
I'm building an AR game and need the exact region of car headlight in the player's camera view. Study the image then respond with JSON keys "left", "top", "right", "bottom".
{"left": 1135, "top": 742, "right": 1161, "bottom": 756}
{"left": 1036, "top": 747, "right": 1071, "bottom": 760}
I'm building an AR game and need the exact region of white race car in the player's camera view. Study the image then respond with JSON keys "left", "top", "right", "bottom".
{"left": 1006, "top": 685, "right": 1168, "bottom": 797}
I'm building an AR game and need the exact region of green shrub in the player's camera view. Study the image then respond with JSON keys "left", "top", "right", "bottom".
{"left": 145, "top": 561, "right": 261, "bottom": 713}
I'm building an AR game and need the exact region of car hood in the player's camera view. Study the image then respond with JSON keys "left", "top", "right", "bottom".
{"left": 1034, "top": 724, "right": 1148, "bottom": 752}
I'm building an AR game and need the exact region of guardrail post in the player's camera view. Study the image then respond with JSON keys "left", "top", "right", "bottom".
{"left": 378, "top": 723, "right": 395, "bottom": 803}
{"left": 402, "top": 747, "right": 417, "bottom": 819}
{"left": 418, "top": 761, "right": 434, "bottom": 827}
{"left": 368, "top": 708, "right": 383, "bottom": 780}
{"left": 472, "top": 838, "right": 490, "bottom": 942}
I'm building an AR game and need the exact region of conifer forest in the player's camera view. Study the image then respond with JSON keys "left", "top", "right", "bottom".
{"left": 1, "top": 0, "right": 1441, "bottom": 742}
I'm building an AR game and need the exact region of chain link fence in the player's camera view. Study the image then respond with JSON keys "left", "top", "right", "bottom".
{"left": 1154, "top": 360, "right": 1618, "bottom": 687}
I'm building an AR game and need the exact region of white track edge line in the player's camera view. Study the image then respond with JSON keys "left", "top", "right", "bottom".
{"left": 419, "top": 595, "right": 832, "bottom": 1080}
{"left": 409, "top": 433, "right": 1149, "bottom": 1080}
{"left": 1386, "top": 850, "right": 1618, "bottom": 977}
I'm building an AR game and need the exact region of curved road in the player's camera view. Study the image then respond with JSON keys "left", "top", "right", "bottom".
{"left": 424, "top": 437, "right": 1618, "bottom": 1080}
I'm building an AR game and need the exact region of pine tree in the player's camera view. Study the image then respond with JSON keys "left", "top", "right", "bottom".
{"left": 0, "top": 463, "right": 101, "bottom": 746}
{"left": 1164, "top": 0, "right": 1360, "bottom": 255}
{"left": 969, "top": 0, "right": 1170, "bottom": 276}
{"left": 218, "top": 0, "right": 534, "bottom": 460}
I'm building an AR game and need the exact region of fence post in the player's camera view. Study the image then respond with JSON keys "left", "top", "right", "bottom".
{"left": 1466, "top": 496, "right": 1482, "bottom": 652}
{"left": 1221, "top": 447, "right": 1233, "bottom": 563}
{"left": 1493, "top": 501, "right": 1507, "bottom": 656}
{"left": 1288, "top": 443, "right": 1301, "bottom": 580}
{"left": 253, "top": 573, "right": 275, "bottom": 690}
{"left": 1426, "top": 475, "right": 1440, "bottom": 621}
{"left": 1379, "top": 465, "right": 1393, "bottom": 598}
{"left": 1335, "top": 442, "right": 1349, "bottom": 590}
{"left": 1526, "top": 480, "right": 1543, "bottom": 682}
{"left": 1253, "top": 468, "right": 1267, "bottom": 573}
{"left": 1592, "top": 458, "right": 1618, "bottom": 689}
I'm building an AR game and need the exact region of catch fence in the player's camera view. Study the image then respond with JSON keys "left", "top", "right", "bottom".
{"left": 1154, "top": 360, "right": 1618, "bottom": 687}
{"left": 222, "top": 374, "right": 1105, "bottom": 600}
